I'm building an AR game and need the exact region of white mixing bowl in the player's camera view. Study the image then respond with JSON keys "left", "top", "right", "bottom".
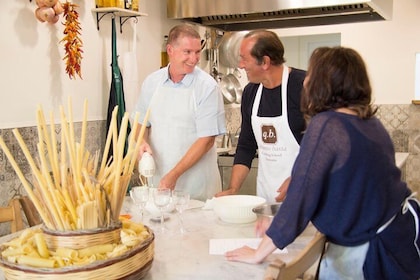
{"left": 213, "top": 195, "right": 266, "bottom": 224}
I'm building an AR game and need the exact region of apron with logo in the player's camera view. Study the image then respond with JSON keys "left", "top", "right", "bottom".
{"left": 251, "top": 65, "right": 300, "bottom": 203}
{"left": 148, "top": 78, "right": 221, "bottom": 201}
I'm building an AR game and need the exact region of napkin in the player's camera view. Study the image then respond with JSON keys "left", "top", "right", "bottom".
{"left": 209, "top": 238, "right": 287, "bottom": 255}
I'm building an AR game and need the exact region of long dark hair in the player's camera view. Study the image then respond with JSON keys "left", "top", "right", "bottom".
{"left": 301, "top": 46, "right": 376, "bottom": 119}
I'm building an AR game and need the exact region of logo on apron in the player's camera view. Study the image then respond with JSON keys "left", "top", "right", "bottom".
{"left": 261, "top": 125, "right": 277, "bottom": 144}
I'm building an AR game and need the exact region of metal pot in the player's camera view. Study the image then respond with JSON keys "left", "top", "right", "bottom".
{"left": 218, "top": 31, "right": 248, "bottom": 68}
{"left": 219, "top": 73, "right": 243, "bottom": 104}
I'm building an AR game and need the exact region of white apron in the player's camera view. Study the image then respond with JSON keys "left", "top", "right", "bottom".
{"left": 251, "top": 65, "right": 300, "bottom": 203}
{"left": 148, "top": 79, "right": 221, "bottom": 201}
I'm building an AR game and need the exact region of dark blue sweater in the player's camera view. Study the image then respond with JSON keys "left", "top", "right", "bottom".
{"left": 266, "top": 111, "right": 419, "bottom": 279}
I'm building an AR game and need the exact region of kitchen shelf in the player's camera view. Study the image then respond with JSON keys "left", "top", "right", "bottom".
{"left": 91, "top": 7, "right": 148, "bottom": 33}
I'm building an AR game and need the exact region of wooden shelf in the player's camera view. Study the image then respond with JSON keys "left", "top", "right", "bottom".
{"left": 91, "top": 7, "right": 148, "bottom": 33}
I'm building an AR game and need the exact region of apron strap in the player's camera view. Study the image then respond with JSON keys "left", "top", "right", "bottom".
{"left": 376, "top": 192, "right": 420, "bottom": 258}
{"left": 401, "top": 192, "right": 420, "bottom": 257}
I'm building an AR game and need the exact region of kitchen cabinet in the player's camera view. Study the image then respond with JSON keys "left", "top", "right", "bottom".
{"left": 218, "top": 155, "right": 258, "bottom": 195}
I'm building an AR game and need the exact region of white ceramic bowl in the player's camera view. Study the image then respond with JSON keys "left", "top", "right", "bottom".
{"left": 213, "top": 195, "right": 266, "bottom": 224}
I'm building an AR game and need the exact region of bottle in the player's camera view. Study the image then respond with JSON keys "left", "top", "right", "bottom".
{"left": 161, "top": 35, "right": 169, "bottom": 68}
{"left": 131, "top": 0, "right": 138, "bottom": 11}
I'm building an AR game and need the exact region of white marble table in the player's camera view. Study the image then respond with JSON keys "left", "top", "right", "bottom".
{"left": 123, "top": 196, "right": 316, "bottom": 280}
{"left": 0, "top": 196, "right": 316, "bottom": 280}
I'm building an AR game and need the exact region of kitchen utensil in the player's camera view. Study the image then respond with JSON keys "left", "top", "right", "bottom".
{"left": 219, "top": 73, "right": 243, "bottom": 104}
{"left": 139, "top": 152, "right": 155, "bottom": 178}
{"left": 252, "top": 203, "right": 282, "bottom": 218}
{"left": 218, "top": 31, "right": 248, "bottom": 68}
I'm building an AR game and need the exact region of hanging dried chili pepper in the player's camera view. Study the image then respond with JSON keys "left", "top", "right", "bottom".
{"left": 61, "top": 1, "right": 83, "bottom": 79}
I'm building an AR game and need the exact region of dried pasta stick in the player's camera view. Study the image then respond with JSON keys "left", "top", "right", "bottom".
{"left": 49, "top": 111, "right": 61, "bottom": 189}
{"left": 62, "top": 188, "right": 77, "bottom": 223}
{"left": 37, "top": 107, "right": 60, "bottom": 190}
{"left": 98, "top": 107, "right": 118, "bottom": 180}
{"left": 34, "top": 233, "right": 49, "bottom": 258}
{"left": 128, "top": 108, "right": 150, "bottom": 173}
{"left": 55, "top": 247, "right": 78, "bottom": 259}
{"left": 112, "top": 113, "right": 130, "bottom": 212}
{"left": 0, "top": 137, "right": 53, "bottom": 228}
{"left": 79, "top": 99, "right": 88, "bottom": 169}
{"left": 17, "top": 255, "right": 56, "bottom": 268}
{"left": 60, "top": 108, "right": 82, "bottom": 201}
{"left": 127, "top": 112, "right": 140, "bottom": 149}
{"left": 37, "top": 142, "right": 65, "bottom": 230}
{"left": 78, "top": 243, "right": 114, "bottom": 258}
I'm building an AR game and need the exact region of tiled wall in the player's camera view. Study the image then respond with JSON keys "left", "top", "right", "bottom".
{"left": 1, "top": 104, "right": 419, "bottom": 235}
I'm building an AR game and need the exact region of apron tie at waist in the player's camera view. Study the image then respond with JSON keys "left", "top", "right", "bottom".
{"left": 376, "top": 214, "right": 396, "bottom": 234}
{"left": 401, "top": 192, "right": 420, "bottom": 257}
{"left": 376, "top": 192, "right": 420, "bottom": 258}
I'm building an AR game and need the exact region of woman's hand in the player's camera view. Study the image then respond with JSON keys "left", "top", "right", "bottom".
{"left": 225, "top": 246, "right": 262, "bottom": 264}
{"left": 255, "top": 217, "right": 272, "bottom": 238}
{"left": 225, "top": 235, "right": 277, "bottom": 265}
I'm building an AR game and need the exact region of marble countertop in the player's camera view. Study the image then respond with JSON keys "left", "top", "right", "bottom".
{"left": 0, "top": 197, "right": 316, "bottom": 280}
{"left": 124, "top": 197, "right": 316, "bottom": 280}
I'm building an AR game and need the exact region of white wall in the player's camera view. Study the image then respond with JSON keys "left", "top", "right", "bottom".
{"left": 1, "top": 0, "right": 419, "bottom": 129}
{"left": 0, "top": 0, "right": 177, "bottom": 129}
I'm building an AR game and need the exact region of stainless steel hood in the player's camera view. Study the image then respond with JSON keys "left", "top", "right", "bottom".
{"left": 167, "top": 0, "right": 393, "bottom": 31}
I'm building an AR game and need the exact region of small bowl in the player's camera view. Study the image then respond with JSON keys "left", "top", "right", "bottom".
{"left": 252, "top": 203, "right": 282, "bottom": 219}
{"left": 213, "top": 195, "right": 266, "bottom": 224}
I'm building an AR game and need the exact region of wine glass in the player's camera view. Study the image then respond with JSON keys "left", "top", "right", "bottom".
{"left": 129, "top": 186, "right": 149, "bottom": 223}
{"left": 153, "top": 188, "right": 171, "bottom": 233}
{"left": 172, "top": 190, "right": 190, "bottom": 234}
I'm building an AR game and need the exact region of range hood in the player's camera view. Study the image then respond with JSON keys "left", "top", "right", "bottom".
{"left": 167, "top": 0, "right": 393, "bottom": 31}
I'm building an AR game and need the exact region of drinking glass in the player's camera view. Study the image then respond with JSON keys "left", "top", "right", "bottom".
{"left": 172, "top": 190, "right": 190, "bottom": 234}
{"left": 153, "top": 188, "right": 171, "bottom": 233}
{"left": 129, "top": 186, "right": 149, "bottom": 222}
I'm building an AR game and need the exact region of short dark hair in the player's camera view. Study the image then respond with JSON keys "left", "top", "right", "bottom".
{"left": 301, "top": 46, "right": 376, "bottom": 119}
{"left": 167, "top": 24, "right": 200, "bottom": 45}
{"left": 244, "top": 30, "right": 285, "bottom": 66}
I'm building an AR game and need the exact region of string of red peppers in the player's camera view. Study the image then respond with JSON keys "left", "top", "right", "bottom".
{"left": 61, "top": 2, "right": 83, "bottom": 79}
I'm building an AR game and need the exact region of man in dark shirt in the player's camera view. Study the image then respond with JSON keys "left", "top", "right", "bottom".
{"left": 216, "top": 30, "right": 306, "bottom": 203}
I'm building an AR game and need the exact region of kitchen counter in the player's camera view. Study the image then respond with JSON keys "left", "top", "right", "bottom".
{"left": 0, "top": 197, "right": 316, "bottom": 280}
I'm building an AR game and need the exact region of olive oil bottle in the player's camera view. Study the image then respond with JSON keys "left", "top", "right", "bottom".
{"left": 161, "top": 35, "right": 169, "bottom": 68}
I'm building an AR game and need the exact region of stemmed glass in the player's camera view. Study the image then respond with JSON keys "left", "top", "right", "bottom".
{"left": 172, "top": 190, "right": 190, "bottom": 234}
{"left": 129, "top": 186, "right": 149, "bottom": 223}
{"left": 153, "top": 188, "right": 171, "bottom": 233}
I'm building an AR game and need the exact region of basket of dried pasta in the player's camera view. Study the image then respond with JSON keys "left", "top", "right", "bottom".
{"left": 0, "top": 218, "right": 154, "bottom": 280}
{"left": 0, "top": 99, "right": 153, "bottom": 279}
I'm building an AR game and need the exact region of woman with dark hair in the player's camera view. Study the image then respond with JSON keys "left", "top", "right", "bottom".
{"left": 225, "top": 47, "right": 420, "bottom": 279}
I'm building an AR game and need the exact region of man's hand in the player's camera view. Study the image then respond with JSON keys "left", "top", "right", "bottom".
{"left": 215, "top": 188, "right": 239, "bottom": 197}
{"left": 275, "top": 176, "right": 291, "bottom": 202}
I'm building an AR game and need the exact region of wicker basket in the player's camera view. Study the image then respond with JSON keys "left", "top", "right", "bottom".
{"left": 0, "top": 226, "right": 154, "bottom": 280}
{"left": 42, "top": 223, "right": 122, "bottom": 251}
